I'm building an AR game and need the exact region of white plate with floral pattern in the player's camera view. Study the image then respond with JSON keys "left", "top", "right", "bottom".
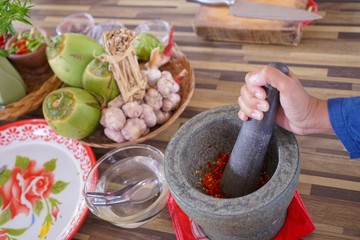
{"left": 0, "top": 119, "right": 96, "bottom": 240}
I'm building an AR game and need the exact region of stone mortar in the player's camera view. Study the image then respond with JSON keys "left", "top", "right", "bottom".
{"left": 164, "top": 105, "right": 300, "bottom": 240}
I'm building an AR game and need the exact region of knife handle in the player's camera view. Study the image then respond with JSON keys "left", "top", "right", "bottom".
{"left": 186, "top": 0, "right": 234, "bottom": 6}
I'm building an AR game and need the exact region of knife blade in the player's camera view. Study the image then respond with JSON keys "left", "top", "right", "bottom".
{"left": 188, "top": 0, "right": 322, "bottom": 21}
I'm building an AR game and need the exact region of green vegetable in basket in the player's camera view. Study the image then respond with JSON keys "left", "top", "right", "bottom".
{"left": 46, "top": 33, "right": 104, "bottom": 88}
{"left": 82, "top": 57, "right": 120, "bottom": 103}
{"left": 42, "top": 87, "right": 101, "bottom": 139}
{"left": 0, "top": 56, "right": 26, "bottom": 105}
{"left": 132, "top": 32, "right": 164, "bottom": 62}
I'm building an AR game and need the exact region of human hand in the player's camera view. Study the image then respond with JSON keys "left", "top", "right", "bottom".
{"left": 238, "top": 65, "right": 333, "bottom": 135}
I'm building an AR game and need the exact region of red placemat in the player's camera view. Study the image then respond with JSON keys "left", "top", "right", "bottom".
{"left": 168, "top": 190, "right": 315, "bottom": 240}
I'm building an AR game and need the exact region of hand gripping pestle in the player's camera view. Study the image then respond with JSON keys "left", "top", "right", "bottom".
{"left": 220, "top": 62, "right": 289, "bottom": 198}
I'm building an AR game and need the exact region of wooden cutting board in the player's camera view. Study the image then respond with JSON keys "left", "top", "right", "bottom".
{"left": 193, "top": 0, "right": 309, "bottom": 45}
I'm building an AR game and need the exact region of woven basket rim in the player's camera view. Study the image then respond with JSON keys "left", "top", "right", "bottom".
{"left": 1, "top": 74, "right": 62, "bottom": 121}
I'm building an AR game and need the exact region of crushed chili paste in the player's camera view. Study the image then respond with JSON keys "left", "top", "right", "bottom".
{"left": 200, "top": 152, "right": 230, "bottom": 198}
{"left": 198, "top": 152, "right": 270, "bottom": 198}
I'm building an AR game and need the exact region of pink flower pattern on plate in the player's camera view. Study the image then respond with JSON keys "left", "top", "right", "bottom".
{"left": 0, "top": 120, "right": 95, "bottom": 240}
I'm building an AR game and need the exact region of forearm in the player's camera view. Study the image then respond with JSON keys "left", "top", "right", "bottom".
{"left": 302, "top": 97, "right": 334, "bottom": 135}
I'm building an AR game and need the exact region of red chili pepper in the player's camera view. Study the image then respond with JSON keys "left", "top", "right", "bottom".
{"left": 12, "top": 38, "right": 28, "bottom": 47}
{"left": 16, "top": 46, "right": 29, "bottom": 54}
{"left": 211, "top": 163, "right": 225, "bottom": 174}
{"left": 163, "top": 24, "right": 174, "bottom": 58}
{"left": 0, "top": 35, "right": 4, "bottom": 46}
{"left": 174, "top": 69, "right": 188, "bottom": 84}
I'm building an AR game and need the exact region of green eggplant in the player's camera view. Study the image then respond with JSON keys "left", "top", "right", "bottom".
{"left": 42, "top": 87, "right": 101, "bottom": 139}
{"left": 46, "top": 33, "right": 104, "bottom": 88}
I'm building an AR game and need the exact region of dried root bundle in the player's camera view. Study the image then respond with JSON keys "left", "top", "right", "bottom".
{"left": 102, "top": 28, "right": 146, "bottom": 102}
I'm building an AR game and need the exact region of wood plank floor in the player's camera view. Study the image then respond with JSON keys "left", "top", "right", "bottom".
{"left": 7, "top": 0, "right": 360, "bottom": 239}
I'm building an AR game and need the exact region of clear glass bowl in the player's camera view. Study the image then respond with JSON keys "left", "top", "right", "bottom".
{"left": 84, "top": 144, "right": 169, "bottom": 228}
{"left": 134, "top": 19, "right": 171, "bottom": 45}
{"left": 56, "top": 12, "right": 95, "bottom": 36}
{"left": 91, "top": 20, "right": 125, "bottom": 44}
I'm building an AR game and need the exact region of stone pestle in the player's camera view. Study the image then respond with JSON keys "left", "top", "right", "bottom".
{"left": 220, "top": 62, "right": 289, "bottom": 198}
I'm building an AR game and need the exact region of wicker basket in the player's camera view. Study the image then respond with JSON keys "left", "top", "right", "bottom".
{"left": 1, "top": 63, "right": 62, "bottom": 121}
{"left": 81, "top": 44, "right": 195, "bottom": 148}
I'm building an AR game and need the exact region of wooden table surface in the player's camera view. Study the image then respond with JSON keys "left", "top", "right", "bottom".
{"left": 6, "top": 0, "right": 360, "bottom": 239}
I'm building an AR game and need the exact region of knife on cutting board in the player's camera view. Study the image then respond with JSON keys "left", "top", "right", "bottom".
{"left": 187, "top": 0, "right": 322, "bottom": 21}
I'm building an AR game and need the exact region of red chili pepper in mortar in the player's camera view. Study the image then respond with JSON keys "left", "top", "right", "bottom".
{"left": 199, "top": 152, "right": 271, "bottom": 198}
{"left": 201, "top": 153, "right": 230, "bottom": 198}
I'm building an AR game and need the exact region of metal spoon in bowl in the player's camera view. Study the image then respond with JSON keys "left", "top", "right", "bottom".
{"left": 86, "top": 179, "right": 161, "bottom": 206}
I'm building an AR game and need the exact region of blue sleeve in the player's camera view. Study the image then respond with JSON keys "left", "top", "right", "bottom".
{"left": 328, "top": 97, "right": 360, "bottom": 159}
